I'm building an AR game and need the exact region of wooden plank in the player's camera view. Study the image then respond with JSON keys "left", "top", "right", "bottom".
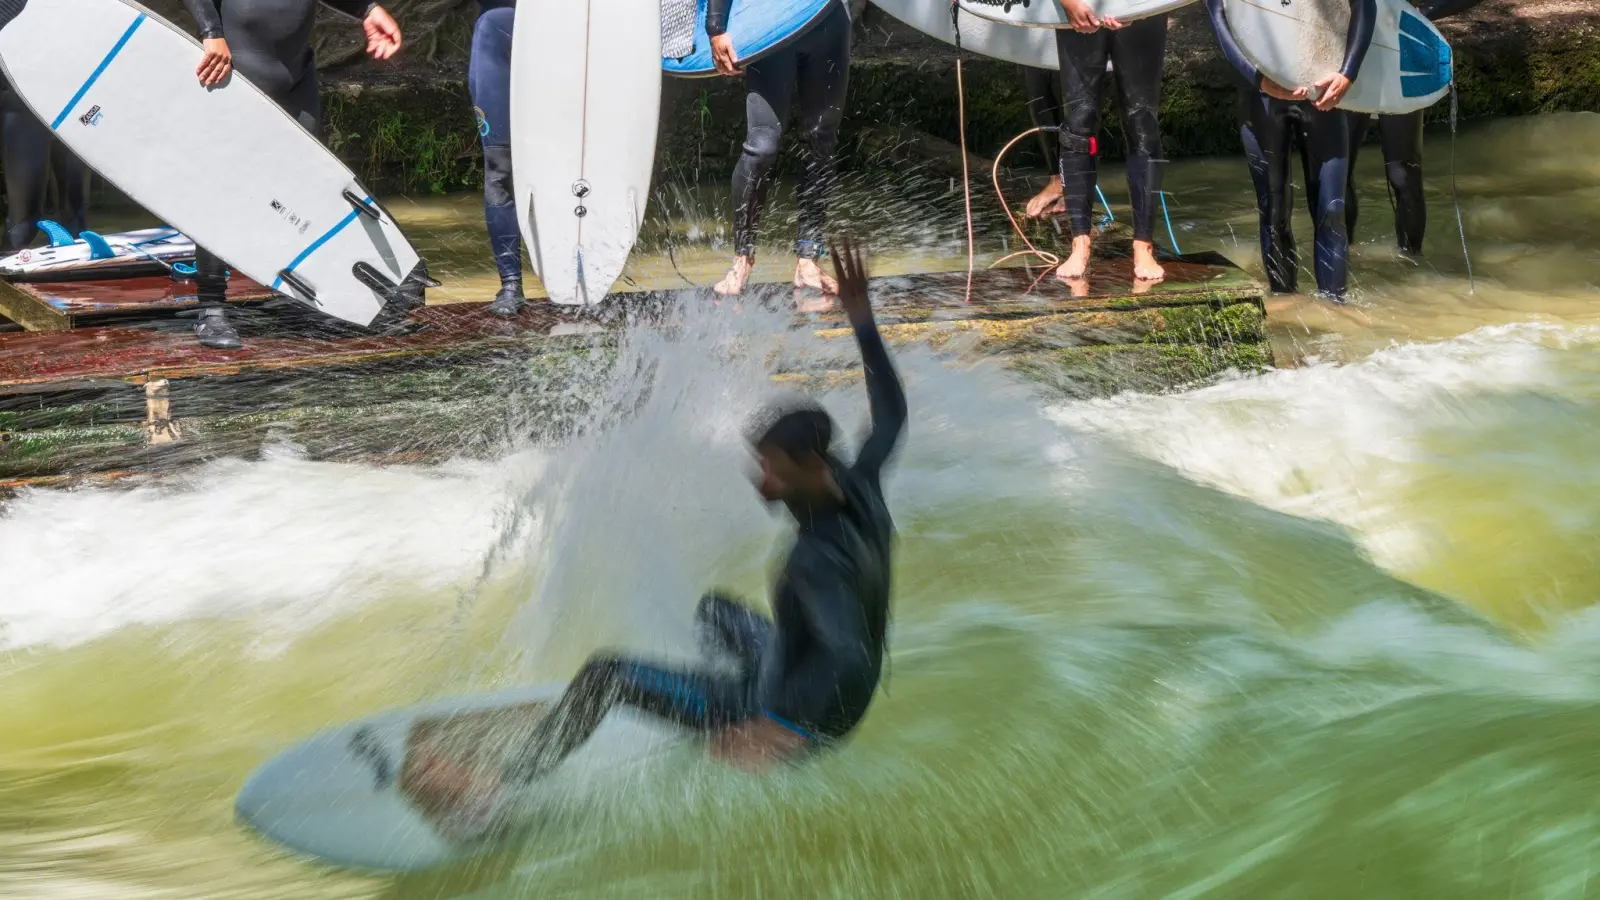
{"left": 0, "top": 273, "right": 277, "bottom": 331}
{"left": 0, "top": 255, "right": 1261, "bottom": 391}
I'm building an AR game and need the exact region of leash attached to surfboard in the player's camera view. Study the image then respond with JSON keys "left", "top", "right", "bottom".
{"left": 950, "top": 0, "right": 977, "bottom": 302}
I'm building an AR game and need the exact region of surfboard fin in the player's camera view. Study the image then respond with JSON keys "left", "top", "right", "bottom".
{"left": 277, "top": 269, "right": 320, "bottom": 306}
{"left": 37, "top": 219, "right": 74, "bottom": 248}
{"left": 342, "top": 190, "right": 383, "bottom": 221}
{"left": 79, "top": 231, "right": 115, "bottom": 260}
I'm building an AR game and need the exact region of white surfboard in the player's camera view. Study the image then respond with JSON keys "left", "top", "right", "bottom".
{"left": 0, "top": 0, "right": 425, "bottom": 326}
{"left": 0, "top": 223, "right": 194, "bottom": 281}
{"left": 957, "top": 0, "right": 1197, "bottom": 28}
{"left": 235, "top": 682, "right": 688, "bottom": 871}
{"left": 871, "top": 0, "right": 1062, "bottom": 71}
{"left": 511, "top": 0, "right": 660, "bottom": 305}
{"left": 1223, "top": 0, "right": 1453, "bottom": 114}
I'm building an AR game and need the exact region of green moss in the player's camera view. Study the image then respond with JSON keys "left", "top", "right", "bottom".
{"left": 322, "top": 83, "right": 480, "bottom": 195}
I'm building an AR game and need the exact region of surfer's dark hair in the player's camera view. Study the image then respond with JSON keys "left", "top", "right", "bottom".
{"left": 749, "top": 402, "right": 834, "bottom": 462}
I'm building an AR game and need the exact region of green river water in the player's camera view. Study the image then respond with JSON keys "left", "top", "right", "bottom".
{"left": 1, "top": 112, "right": 1598, "bottom": 898}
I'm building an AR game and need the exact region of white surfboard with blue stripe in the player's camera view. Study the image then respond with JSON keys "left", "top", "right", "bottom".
{"left": 0, "top": 0, "right": 423, "bottom": 325}
{"left": 235, "top": 681, "right": 686, "bottom": 871}
{"left": 1223, "top": 0, "right": 1453, "bottom": 115}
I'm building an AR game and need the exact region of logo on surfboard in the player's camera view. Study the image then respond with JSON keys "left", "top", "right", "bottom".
{"left": 572, "top": 180, "right": 591, "bottom": 218}
{"left": 78, "top": 105, "right": 103, "bottom": 127}
{"left": 270, "top": 200, "right": 313, "bottom": 235}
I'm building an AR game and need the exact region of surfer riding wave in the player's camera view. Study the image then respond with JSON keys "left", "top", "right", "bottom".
{"left": 396, "top": 239, "right": 905, "bottom": 840}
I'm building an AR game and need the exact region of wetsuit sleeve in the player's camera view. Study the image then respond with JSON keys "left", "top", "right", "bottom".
{"left": 849, "top": 317, "right": 907, "bottom": 481}
{"left": 1417, "top": 0, "right": 1486, "bottom": 19}
{"left": 319, "top": 0, "right": 378, "bottom": 20}
{"left": 706, "top": 0, "right": 732, "bottom": 37}
{"left": 1203, "top": 0, "right": 1260, "bottom": 88}
{"left": 180, "top": 0, "right": 225, "bottom": 40}
{"left": 1340, "top": 0, "right": 1377, "bottom": 79}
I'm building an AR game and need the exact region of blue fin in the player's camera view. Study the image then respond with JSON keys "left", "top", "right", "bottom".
{"left": 37, "top": 219, "right": 74, "bottom": 247}
{"left": 79, "top": 231, "right": 115, "bottom": 260}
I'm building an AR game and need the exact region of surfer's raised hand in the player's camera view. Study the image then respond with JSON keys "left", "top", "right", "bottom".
{"left": 1312, "top": 73, "right": 1352, "bottom": 111}
{"left": 196, "top": 37, "right": 232, "bottom": 87}
{"left": 710, "top": 34, "right": 743, "bottom": 76}
{"left": 1058, "top": 0, "right": 1102, "bottom": 32}
{"left": 362, "top": 5, "right": 403, "bottom": 60}
{"left": 1259, "top": 75, "right": 1307, "bottom": 102}
{"left": 829, "top": 238, "right": 873, "bottom": 327}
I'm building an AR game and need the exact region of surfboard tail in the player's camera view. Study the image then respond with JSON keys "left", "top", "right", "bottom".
{"left": 1398, "top": 11, "right": 1452, "bottom": 100}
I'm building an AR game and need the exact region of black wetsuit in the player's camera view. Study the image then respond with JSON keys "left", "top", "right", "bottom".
{"left": 1205, "top": 0, "right": 1375, "bottom": 296}
{"left": 0, "top": 74, "right": 90, "bottom": 252}
{"left": 180, "top": 0, "right": 376, "bottom": 307}
{"left": 507, "top": 314, "right": 906, "bottom": 778}
{"left": 1340, "top": 0, "right": 1486, "bottom": 254}
{"left": 714, "top": 0, "right": 852, "bottom": 260}
{"left": 1054, "top": 15, "right": 1168, "bottom": 242}
{"left": 468, "top": 0, "right": 520, "bottom": 284}
{"left": 1022, "top": 64, "right": 1062, "bottom": 169}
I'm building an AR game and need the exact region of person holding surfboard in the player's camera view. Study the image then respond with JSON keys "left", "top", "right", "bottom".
{"left": 397, "top": 240, "right": 904, "bottom": 831}
{"left": 1337, "top": 0, "right": 1485, "bottom": 257}
{"left": 1, "top": 74, "right": 91, "bottom": 252}
{"left": 179, "top": 0, "right": 404, "bottom": 349}
{"left": 1049, "top": 0, "right": 1170, "bottom": 284}
{"left": 708, "top": 0, "right": 853, "bottom": 297}
{"left": 1203, "top": 0, "right": 1375, "bottom": 299}
{"left": 466, "top": 0, "right": 524, "bottom": 317}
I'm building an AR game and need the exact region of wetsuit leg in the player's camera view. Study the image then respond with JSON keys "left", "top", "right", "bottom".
{"left": 504, "top": 653, "right": 756, "bottom": 781}
{"left": 1108, "top": 14, "right": 1167, "bottom": 243}
{"left": 697, "top": 592, "right": 774, "bottom": 673}
{"left": 1055, "top": 29, "right": 1111, "bottom": 238}
{"left": 1295, "top": 104, "right": 1353, "bottom": 297}
{"left": 790, "top": 2, "right": 851, "bottom": 259}
{"left": 1238, "top": 89, "right": 1297, "bottom": 293}
{"left": 1022, "top": 65, "right": 1062, "bottom": 163}
{"left": 1378, "top": 111, "right": 1425, "bottom": 253}
{"left": 1, "top": 92, "right": 52, "bottom": 252}
{"left": 469, "top": 7, "right": 521, "bottom": 283}
{"left": 731, "top": 51, "right": 796, "bottom": 258}
{"left": 1335, "top": 114, "right": 1365, "bottom": 244}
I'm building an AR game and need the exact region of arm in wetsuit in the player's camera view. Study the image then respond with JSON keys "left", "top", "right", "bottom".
{"left": 180, "top": 0, "right": 224, "bottom": 39}
{"left": 1202, "top": 0, "right": 1261, "bottom": 89}
{"left": 846, "top": 291, "right": 907, "bottom": 482}
{"left": 1340, "top": 0, "right": 1377, "bottom": 79}
{"left": 706, "top": 0, "right": 731, "bottom": 37}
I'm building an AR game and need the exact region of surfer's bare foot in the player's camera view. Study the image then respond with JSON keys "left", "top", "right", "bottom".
{"left": 1025, "top": 179, "right": 1066, "bottom": 219}
{"left": 1054, "top": 235, "right": 1093, "bottom": 281}
{"left": 708, "top": 719, "right": 808, "bottom": 773}
{"left": 715, "top": 256, "right": 755, "bottom": 296}
{"left": 1065, "top": 276, "right": 1090, "bottom": 299}
{"left": 794, "top": 257, "right": 838, "bottom": 294}
{"left": 1132, "top": 239, "right": 1165, "bottom": 283}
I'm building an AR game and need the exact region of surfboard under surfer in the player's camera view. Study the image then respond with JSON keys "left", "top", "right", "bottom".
{"left": 397, "top": 239, "right": 906, "bottom": 839}
{"left": 708, "top": 0, "right": 853, "bottom": 297}
{"left": 179, "top": 0, "right": 404, "bottom": 349}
